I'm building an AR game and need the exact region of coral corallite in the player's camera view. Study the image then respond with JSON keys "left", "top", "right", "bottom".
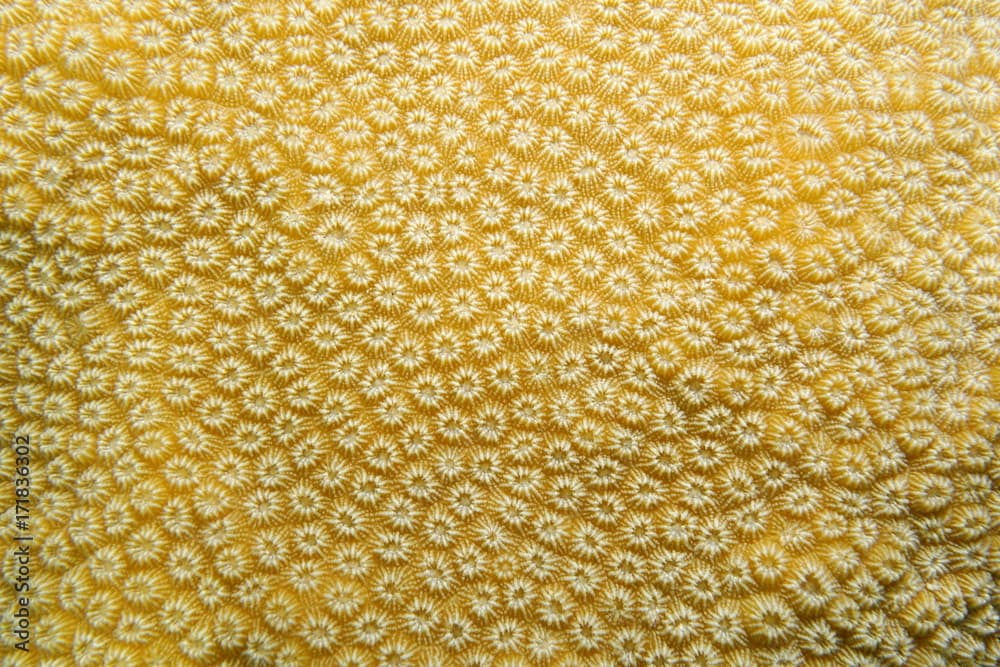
{"left": 1, "top": 1, "right": 999, "bottom": 666}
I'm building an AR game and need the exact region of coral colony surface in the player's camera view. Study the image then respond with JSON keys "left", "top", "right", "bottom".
{"left": 0, "top": 1, "right": 999, "bottom": 666}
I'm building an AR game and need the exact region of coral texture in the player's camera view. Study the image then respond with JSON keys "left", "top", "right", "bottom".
{"left": 1, "top": 0, "right": 999, "bottom": 666}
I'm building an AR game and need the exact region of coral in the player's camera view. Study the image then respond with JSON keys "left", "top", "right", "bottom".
{"left": 1, "top": 0, "right": 999, "bottom": 665}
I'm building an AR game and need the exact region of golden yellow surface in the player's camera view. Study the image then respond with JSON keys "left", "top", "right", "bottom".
{"left": 1, "top": 0, "right": 999, "bottom": 665}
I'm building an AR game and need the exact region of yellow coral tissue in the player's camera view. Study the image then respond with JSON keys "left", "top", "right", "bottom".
{"left": 1, "top": 0, "right": 1000, "bottom": 665}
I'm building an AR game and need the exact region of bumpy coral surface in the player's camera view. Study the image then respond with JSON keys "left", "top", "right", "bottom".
{"left": 1, "top": 0, "right": 999, "bottom": 665}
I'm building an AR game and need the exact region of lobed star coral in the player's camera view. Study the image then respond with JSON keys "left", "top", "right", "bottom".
{"left": 0, "top": 1, "right": 999, "bottom": 666}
